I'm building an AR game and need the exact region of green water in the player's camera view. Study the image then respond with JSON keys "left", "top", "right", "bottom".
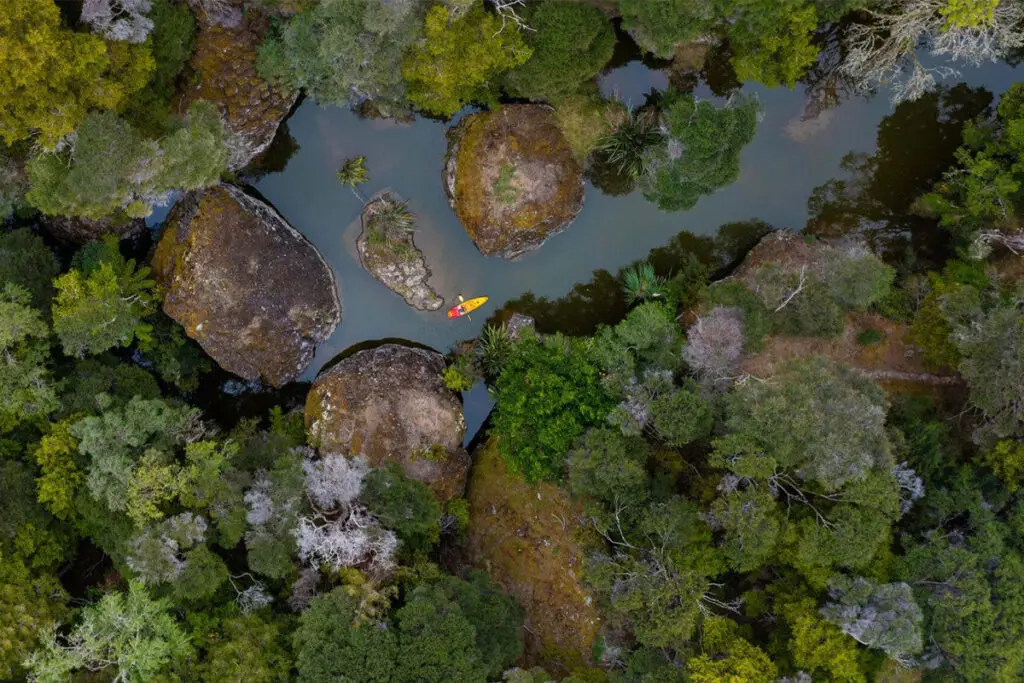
{"left": 251, "top": 61, "right": 1022, "bottom": 390}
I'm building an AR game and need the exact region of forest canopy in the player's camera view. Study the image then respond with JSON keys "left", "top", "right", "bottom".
{"left": 2, "top": 1, "right": 1024, "bottom": 682}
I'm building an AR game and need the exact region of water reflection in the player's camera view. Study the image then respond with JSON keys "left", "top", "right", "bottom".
{"left": 806, "top": 84, "right": 994, "bottom": 268}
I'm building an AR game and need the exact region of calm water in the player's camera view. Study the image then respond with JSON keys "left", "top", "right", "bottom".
{"left": 249, "top": 60, "right": 1022, "bottom": 391}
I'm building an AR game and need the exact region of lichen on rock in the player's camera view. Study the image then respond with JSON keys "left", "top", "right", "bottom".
{"left": 305, "top": 343, "right": 470, "bottom": 503}
{"left": 177, "top": 6, "right": 298, "bottom": 171}
{"left": 356, "top": 191, "right": 444, "bottom": 312}
{"left": 444, "top": 104, "right": 585, "bottom": 259}
{"left": 151, "top": 183, "right": 341, "bottom": 387}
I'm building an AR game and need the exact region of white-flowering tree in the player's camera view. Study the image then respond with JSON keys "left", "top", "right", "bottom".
{"left": 302, "top": 451, "right": 369, "bottom": 512}
{"left": 294, "top": 509, "right": 397, "bottom": 574}
{"left": 294, "top": 449, "right": 397, "bottom": 574}
{"left": 81, "top": 0, "right": 154, "bottom": 43}
{"left": 841, "top": 0, "right": 1024, "bottom": 103}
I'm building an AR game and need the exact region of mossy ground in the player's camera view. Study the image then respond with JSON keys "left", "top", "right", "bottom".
{"left": 463, "top": 438, "right": 601, "bottom": 673}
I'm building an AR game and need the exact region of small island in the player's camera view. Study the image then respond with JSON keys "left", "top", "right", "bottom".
{"left": 356, "top": 191, "right": 444, "bottom": 312}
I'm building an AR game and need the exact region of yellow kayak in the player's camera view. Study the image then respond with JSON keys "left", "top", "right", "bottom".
{"left": 447, "top": 296, "right": 488, "bottom": 319}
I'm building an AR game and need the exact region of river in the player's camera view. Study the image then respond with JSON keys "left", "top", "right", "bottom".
{"left": 231, "top": 51, "right": 1023, "bottom": 435}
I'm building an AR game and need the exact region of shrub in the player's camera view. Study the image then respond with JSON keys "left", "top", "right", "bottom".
{"left": 491, "top": 332, "right": 614, "bottom": 481}
{"left": 856, "top": 328, "right": 885, "bottom": 346}
{"left": 503, "top": 2, "right": 615, "bottom": 102}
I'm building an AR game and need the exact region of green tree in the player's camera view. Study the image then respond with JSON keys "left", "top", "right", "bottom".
{"left": 0, "top": 559, "right": 66, "bottom": 681}
{"left": 122, "top": 0, "right": 198, "bottom": 136}
{"left": 491, "top": 331, "right": 614, "bottom": 481}
{"left": 821, "top": 576, "right": 924, "bottom": 665}
{"left": 70, "top": 395, "right": 199, "bottom": 518}
{"left": 619, "top": 0, "right": 715, "bottom": 58}
{"left": 27, "top": 102, "right": 228, "bottom": 220}
{"left": 25, "top": 581, "right": 191, "bottom": 683}
{"left": 191, "top": 612, "right": 291, "bottom": 683}
{"left": 728, "top": 0, "right": 819, "bottom": 88}
{"left": 0, "top": 0, "right": 154, "bottom": 148}
{"left": 258, "top": 0, "right": 424, "bottom": 116}
{"left": 686, "top": 617, "right": 777, "bottom": 683}
{"left": 292, "top": 586, "right": 397, "bottom": 683}
{"left": 362, "top": 464, "right": 442, "bottom": 553}
{"left": 955, "top": 300, "right": 1024, "bottom": 441}
{"left": 919, "top": 83, "right": 1024, "bottom": 250}
{"left": 429, "top": 572, "right": 523, "bottom": 680}
{"left": 394, "top": 583, "right": 490, "bottom": 683}
{"left": 640, "top": 92, "right": 761, "bottom": 211}
{"left": 567, "top": 428, "right": 650, "bottom": 505}
{"left": 32, "top": 420, "right": 83, "bottom": 521}
{"left": 0, "top": 284, "right": 59, "bottom": 429}
{"left": 503, "top": 2, "right": 615, "bottom": 102}
{"left": 402, "top": 4, "right": 532, "bottom": 118}
{"left": 0, "top": 228, "right": 60, "bottom": 310}
{"left": 721, "top": 357, "right": 891, "bottom": 491}
{"left": 52, "top": 237, "right": 158, "bottom": 357}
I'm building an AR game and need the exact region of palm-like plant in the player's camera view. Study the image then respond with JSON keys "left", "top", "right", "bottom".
{"left": 337, "top": 156, "right": 370, "bottom": 200}
{"left": 621, "top": 262, "right": 666, "bottom": 304}
{"left": 596, "top": 108, "right": 663, "bottom": 179}
{"left": 476, "top": 323, "right": 513, "bottom": 380}
{"left": 365, "top": 193, "right": 415, "bottom": 243}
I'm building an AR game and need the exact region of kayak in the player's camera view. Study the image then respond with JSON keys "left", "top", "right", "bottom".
{"left": 447, "top": 296, "right": 488, "bottom": 319}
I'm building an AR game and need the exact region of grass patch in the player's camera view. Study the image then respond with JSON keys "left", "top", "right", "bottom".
{"left": 492, "top": 163, "right": 518, "bottom": 205}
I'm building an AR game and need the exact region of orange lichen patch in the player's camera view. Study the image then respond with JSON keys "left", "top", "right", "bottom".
{"left": 464, "top": 438, "right": 600, "bottom": 672}
{"left": 176, "top": 7, "right": 297, "bottom": 170}
{"left": 740, "top": 312, "right": 961, "bottom": 393}
{"left": 445, "top": 104, "right": 584, "bottom": 258}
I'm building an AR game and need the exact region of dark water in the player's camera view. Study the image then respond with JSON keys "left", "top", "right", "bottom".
{"left": 251, "top": 57, "right": 1020, "bottom": 391}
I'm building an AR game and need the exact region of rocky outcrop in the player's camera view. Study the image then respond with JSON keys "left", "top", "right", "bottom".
{"left": 178, "top": 7, "right": 298, "bottom": 171}
{"left": 356, "top": 192, "right": 444, "bottom": 312}
{"left": 40, "top": 215, "right": 144, "bottom": 245}
{"left": 152, "top": 183, "right": 341, "bottom": 387}
{"left": 444, "top": 104, "right": 584, "bottom": 259}
{"left": 464, "top": 438, "right": 600, "bottom": 671}
{"left": 305, "top": 344, "right": 470, "bottom": 502}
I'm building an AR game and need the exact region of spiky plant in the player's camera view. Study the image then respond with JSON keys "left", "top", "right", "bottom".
{"left": 476, "top": 323, "right": 513, "bottom": 380}
{"left": 365, "top": 193, "right": 415, "bottom": 243}
{"left": 337, "top": 156, "right": 370, "bottom": 200}
{"left": 621, "top": 262, "right": 666, "bottom": 304}
{"left": 595, "top": 108, "right": 663, "bottom": 179}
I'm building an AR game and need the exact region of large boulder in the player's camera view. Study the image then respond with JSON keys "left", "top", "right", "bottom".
{"left": 444, "top": 104, "right": 584, "bottom": 259}
{"left": 152, "top": 183, "right": 341, "bottom": 387}
{"left": 305, "top": 344, "right": 470, "bottom": 502}
{"left": 464, "top": 438, "right": 600, "bottom": 671}
{"left": 177, "top": 7, "right": 298, "bottom": 171}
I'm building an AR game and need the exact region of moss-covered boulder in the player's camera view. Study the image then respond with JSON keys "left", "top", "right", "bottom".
{"left": 178, "top": 8, "right": 298, "bottom": 171}
{"left": 444, "top": 104, "right": 585, "bottom": 259}
{"left": 356, "top": 192, "right": 444, "bottom": 312}
{"left": 464, "top": 438, "right": 600, "bottom": 671}
{"left": 152, "top": 183, "right": 340, "bottom": 387}
{"left": 305, "top": 344, "right": 469, "bottom": 503}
